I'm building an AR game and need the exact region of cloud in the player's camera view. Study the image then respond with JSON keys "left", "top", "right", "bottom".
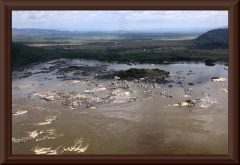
{"left": 12, "top": 10, "right": 228, "bottom": 30}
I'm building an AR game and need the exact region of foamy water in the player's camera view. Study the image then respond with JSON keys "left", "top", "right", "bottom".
{"left": 35, "top": 116, "right": 57, "bottom": 126}
{"left": 32, "top": 138, "right": 88, "bottom": 155}
{"left": 12, "top": 129, "right": 63, "bottom": 144}
{"left": 12, "top": 110, "right": 28, "bottom": 116}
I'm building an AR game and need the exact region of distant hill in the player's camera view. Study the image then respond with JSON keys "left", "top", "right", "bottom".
{"left": 215, "top": 26, "right": 228, "bottom": 29}
{"left": 11, "top": 28, "right": 207, "bottom": 38}
{"left": 195, "top": 28, "right": 228, "bottom": 49}
{"left": 11, "top": 28, "right": 202, "bottom": 42}
{"left": 12, "top": 28, "right": 66, "bottom": 35}
{"left": 12, "top": 28, "right": 109, "bottom": 37}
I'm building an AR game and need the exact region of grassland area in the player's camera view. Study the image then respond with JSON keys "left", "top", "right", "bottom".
{"left": 12, "top": 31, "right": 228, "bottom": 69}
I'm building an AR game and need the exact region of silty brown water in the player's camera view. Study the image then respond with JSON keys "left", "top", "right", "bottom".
{"left": 12, "top": 59, "right": 228, "bottom": 154}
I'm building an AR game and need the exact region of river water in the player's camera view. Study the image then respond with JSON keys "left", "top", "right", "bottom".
{"left": 12, "top": 59, "right": 228, "bottom": 155}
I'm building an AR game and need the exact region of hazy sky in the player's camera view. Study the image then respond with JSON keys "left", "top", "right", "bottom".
{"left": 12, "top": 10, "right": 228, "bottom": 31}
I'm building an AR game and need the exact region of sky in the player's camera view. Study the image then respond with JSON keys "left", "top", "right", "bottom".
{"left": 12, "top": 10, "right": 228, "bottom": 31}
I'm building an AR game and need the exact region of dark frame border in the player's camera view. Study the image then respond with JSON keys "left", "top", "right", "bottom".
{"left": 0, "top": 0, "right": 239, "bottom": 164}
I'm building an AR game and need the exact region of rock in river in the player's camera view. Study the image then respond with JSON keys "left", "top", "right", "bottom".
{"left": 112, "top": 90, "right": 121, "bottom": 96}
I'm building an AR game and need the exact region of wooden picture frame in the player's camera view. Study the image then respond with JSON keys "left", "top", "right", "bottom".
{"left": 0, "top": 0, "right": 239, "bottom": 164}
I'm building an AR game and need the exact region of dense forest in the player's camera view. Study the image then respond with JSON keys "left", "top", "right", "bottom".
{"left": 12, "top": 28, "right": 228, "bottom": 69}
{"left": 12, "top": 42, "right": 60, "bottom": 69}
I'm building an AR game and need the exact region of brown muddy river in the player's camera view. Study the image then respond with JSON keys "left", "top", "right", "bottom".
{"left": 12, "top": 59, "right": 228, "bottom": 155}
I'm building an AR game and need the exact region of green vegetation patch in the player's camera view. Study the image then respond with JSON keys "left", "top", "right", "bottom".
{"left": 204, "top": 58, "right": 216, "bottom": 66}
{"left": 211, "top": 77, "right": 220, "bottom": 80}
{"left": 113, "top": 68, "right": 169, "bottom": 79}
{"left": 185, "top": 99, "right": 192, "bottom": 103}
{"left": 58, "top": 66, "right": 82, "bottom": 72}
